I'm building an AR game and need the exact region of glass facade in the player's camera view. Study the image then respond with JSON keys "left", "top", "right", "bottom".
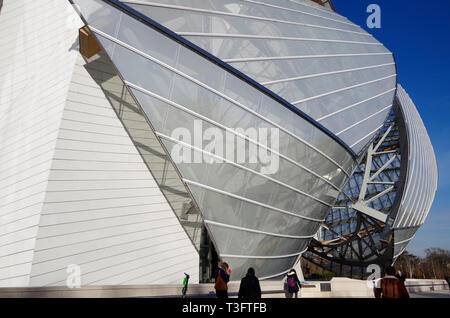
{"left": 0, "top": 0, "right": 437, "bottom": 287}
{"left": 72, "top": 0, "right": 435, "bottom": 280}
{"left": 303, "top": 108, "right": 401, "bottom": 278}
{"left": 124, "top": 0, "right": 397, "bottom": 154}
{"left": 73, "top": 0, "right": 358, "bottom": 279}
{"left": 303, "top": 84, "right": 438, "bottom": 278}
{"left": 80, "top": 50, "right": 204, "bottom": 251}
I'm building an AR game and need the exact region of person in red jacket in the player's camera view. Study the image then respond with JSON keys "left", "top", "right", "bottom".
{"left": 374, "top": 265, "right": 410, "bottom": 298}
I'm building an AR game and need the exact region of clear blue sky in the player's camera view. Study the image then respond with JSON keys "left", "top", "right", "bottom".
{"left": 333, "top": 0, "right": 450, "bottom": 257}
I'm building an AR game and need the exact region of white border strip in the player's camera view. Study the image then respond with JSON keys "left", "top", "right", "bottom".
{"left": 156, "top": 132, "right": 332, "bottom": 207}
{"left": 124, "top": 0, "right": 371, "bottom": 37}
{"left": 244, "top": 0, "right": 356, "bottom": 26}
{"left": 292, "top": 74, "right": 397, "bottom": 105}
{"left": 221, "top": 247, "right": 308, "bottom": 260}
{"left": 224, "top": 52, "right": 393, "bottom": 63}
{"left": 183, "top": 179, "right": 326, "bottom": 222}
{"left": 178, "top": 32, "right": 382, "bottom": 46}
{"left": 350, "top": 124, "right": 384, "bottom": 148}
{"left": 336, "top": 104, "right": 393, "bottom": 136}
{"left": 260, "top": 269, "right": 290, "bottom": 280}
{"left": 91, "top": 27, "right": 352, "bottom": 176}
{"left": 393, "top": 246, "right": 407, "bottom": 259}
{"left": 285, "top": 0, "right": 350, "bottom": 19}
{"left": 394, "top": 235, "right": 415, "bottom": 246}
{"left": 122, "top": 0, "right": 358, "bottom": 32}
{"left": 222, "top": 52, "right": 392, "bottom": 64}
{"left": 317, "top": 88, "right": 396, "bottom": 122}
{"left": 262, "top": 63, "right": 395, "bottom": 85}
{"left": 127, "top": 80, "right": 342, "bottom": 192}
{"left": 204, "top": 220, "right": 314, "bottom": 239}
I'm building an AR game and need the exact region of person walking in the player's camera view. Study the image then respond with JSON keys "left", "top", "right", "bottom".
{"left": 238, "top": 267, "right": 262, "bottom": 299}
{"left": 374, "top": 265, "right": 410, "bottom": 298}
{"left": 395, "top": 269, "right": 406, "bottom": 284}
{"left": 213, "top": 262, "right": 230, "bottom": 299}
{"left": 285, "top": 269, "right": 302, "bottom": 298}
{"left": 445, "top": 275, "right": 450, "bottom": 289}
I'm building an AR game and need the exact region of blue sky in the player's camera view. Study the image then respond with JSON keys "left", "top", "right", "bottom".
{"left": 333, "top": 0, "right": 450, "bottom": 257}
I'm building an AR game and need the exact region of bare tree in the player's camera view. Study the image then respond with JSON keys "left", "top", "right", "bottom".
{"left": 395, "top": 248, "right": 450, "bottom": 279}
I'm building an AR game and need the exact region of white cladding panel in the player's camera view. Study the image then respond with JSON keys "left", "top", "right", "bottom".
{"left": 0, "top": 0, "right": 82, "bottom": 286}
{"left": 29, "top": 55, "right": 199, "bottom": 286}
{"left": 394, "top": 85, "right": 438, "bottom": 229}
{"left": 0, "top": 0, "right": 198, "bottom": 287}
{"left": 391, "top": 85, "right": 437, "bottom": 259}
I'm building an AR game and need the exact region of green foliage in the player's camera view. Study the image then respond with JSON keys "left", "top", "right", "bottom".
{"left": 306, "top": 272, "right": 335, "bottom": 280}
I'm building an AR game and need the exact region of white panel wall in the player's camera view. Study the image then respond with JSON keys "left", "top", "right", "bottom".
{"left": 0, "top": 0, "right": 82, "bottom": 286}
{"left": 1, "top": 0, "right": 198, "bottom": 287}
{"left": 28, "top": 54, "right": 199, "bottom": 286}
{"left": 394, "top": 85, "right": 438, "bottom": 229}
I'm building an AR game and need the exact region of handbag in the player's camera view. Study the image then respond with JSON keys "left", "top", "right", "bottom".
{"left": 214, "top": 270, "right": 228, "bottom": 291}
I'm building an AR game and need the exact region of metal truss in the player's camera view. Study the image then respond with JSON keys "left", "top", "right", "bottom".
{"left": 303, "top": 109, "right": 402, "bottom": 279}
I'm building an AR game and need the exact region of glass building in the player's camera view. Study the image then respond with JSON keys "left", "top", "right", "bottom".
{"left": 0, "top": 0, "right": 437, "bottom": 286}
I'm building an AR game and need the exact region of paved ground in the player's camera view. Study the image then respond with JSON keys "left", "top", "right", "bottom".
{"left": 409, "top": 290, "right": 450, "bottom": 298}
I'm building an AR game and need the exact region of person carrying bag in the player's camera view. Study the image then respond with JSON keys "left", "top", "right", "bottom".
{"left": 214, "top": 262, "right": 230, "bottom": 299}
{"left": 285, "top": 269, "right": 302, "bottom": 298}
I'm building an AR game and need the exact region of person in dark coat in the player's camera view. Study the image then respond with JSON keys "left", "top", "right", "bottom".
{"left": 213, "top": 262, "right": 230, "bottom": 299}
{"left": 444, "top": 275, "right": 450, "bottom": 288}
{"left": 445, "top": 275, "right": 450, "bottom": 289}
{"left": 285, "top": 269, "right": 302, "bottom": 298}
{"left": 395, "top": 269, "right": 406, "bottom": 284}
{"left": 238, "top": 267, "right": 262, "bottom": 299}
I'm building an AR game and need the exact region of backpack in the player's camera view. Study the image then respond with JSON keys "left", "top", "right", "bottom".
{"left": 287, "top": 276, "right": 296, "bottom": 288}
{"left": 215, "top": 269, "right": 228, "bottom": 292}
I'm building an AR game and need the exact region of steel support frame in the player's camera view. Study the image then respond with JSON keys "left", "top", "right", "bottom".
{"left": 303, "top": 109, "right": 402, "bottom": 279}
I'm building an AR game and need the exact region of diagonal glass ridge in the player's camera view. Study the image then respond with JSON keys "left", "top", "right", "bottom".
{"left": 80, "top": 50, "right": 204, "bottom": 251}
{"left": 72, "top": 0, "right": 357, "bottom": 280}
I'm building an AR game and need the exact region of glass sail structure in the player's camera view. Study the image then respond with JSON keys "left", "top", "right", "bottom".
{"left": 303, "top": 84, "right": 438, "bottom": 278}
{"left": 0, "top": 0, "right": 437, "bottom": 285}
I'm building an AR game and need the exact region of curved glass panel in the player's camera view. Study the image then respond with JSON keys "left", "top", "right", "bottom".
{"left": 302, "top": 84, "right": 438, "bottom": 277}
{"left": 125, "top": 0, "right": 397, "bottom": 153}
{"left": 208, "top": 224, "right": 310, "bottom": 257}
{"left": 222, "top": 255, "right": 299, "bottom": 280}
{"left": 73, "top": 0, "right": 355, "bottom": 279}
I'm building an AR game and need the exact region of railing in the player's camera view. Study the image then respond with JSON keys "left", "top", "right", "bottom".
{"left": 406, "top": 283, "right": 449, "bottom": 288}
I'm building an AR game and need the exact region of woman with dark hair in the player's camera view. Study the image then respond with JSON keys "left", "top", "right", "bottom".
{"left": 285, "top": 269, "right": 302, "bottom": 298}
{"left": 238, "top": 267, "right": 262, "bottom": 299}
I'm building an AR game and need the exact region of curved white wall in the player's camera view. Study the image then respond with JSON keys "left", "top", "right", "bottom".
{"left": 394, "top": 85, "right": 438, "bottom": 229}
{"left": 392, "top": 84, "right": 438, "bottom": 258}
